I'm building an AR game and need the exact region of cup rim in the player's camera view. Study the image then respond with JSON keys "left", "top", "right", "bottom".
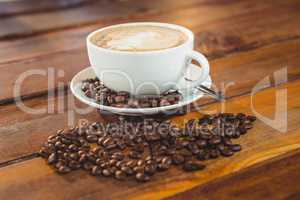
{"left": 86, "top": 22, "right": 194, "bottom": 55}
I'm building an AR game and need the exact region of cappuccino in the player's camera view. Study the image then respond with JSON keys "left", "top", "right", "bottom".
{"left": 91, "top": 25, "right": 187, "bottom": 52}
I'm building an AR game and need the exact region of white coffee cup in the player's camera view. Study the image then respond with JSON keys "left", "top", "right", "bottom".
{"left": 87, "top": 22, "right": 210, "bottom": 95}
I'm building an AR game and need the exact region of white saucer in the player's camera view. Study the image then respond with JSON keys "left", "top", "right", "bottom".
{"left": 70, "top": 65, "right": 212, "bottom": 116}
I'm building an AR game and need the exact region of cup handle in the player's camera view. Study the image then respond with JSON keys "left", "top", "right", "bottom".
{"left": 179, "top": 50, "right": 210, "bottom": 91}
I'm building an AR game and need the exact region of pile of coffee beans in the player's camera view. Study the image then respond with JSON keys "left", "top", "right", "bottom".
{"left": 81, "top": 77, "right": 182, "bottom": 108}
{"left": 39, "top": 113, "right": 256, "bottom": 182}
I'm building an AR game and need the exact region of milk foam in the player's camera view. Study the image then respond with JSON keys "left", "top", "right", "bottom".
{"left": 93, "top": 26, "right": 187, "bottom": 51}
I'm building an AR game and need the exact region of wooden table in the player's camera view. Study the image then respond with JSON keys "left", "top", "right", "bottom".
{"left": 0, "top": 0, "right": 300, "bottom": 199}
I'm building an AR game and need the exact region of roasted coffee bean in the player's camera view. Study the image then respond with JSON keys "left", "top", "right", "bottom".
{"left": 209, "top": 149, "right": 219, "bottom": 159}
{"left": 68, "top": 144, "right": 78, "bottom": 151}
{"left": 247, "top": 115, "right": 257, "bottom": 122}
{"left": 40, "top": 112, "right": 255, "bottom": 183}
{"left": 196, "top": 149, "right": 209, "bottom": 161}
{"left": 79, "top": 154, "right": 87, "bottom": 163}
{"left": 144, "top": 164, "right": 157, "bottom": 175}
{"left": 183, "top": 161, "right": 205, "bottom": 172}
{"left": 172, "top": 154, "right": 185, "bottom": 165}
{"left": 208, "top": 137, "right": 221, "bottom": 145}
{"left": 238, "top": 126, "right": 247, "bottom": 135}
{"left": 220, "top": 148, "right": 234, "bottom": 157}
{"left": 129, "top": 151, "right": 142, "bottom": 159}
{"left": 136, "top": 173, "right": 150, "bottom": 182}
{"left": 81, "top": 78, "right": 182, "bottom": 108}
{"left": 86, "top": 135, "right": 98, "bottom": 143}
{"left": 196, "top": 140, "right": 207, "bottom": 148}
{"left": 137, "top": 159, "right": 144, "bottom": 166}
{"left": 69, "top": 160, "right": 81, "bottom": 170}
{"left": 115, "top": 170, "right": 126, "bottom": 180}
{"left": 57, "top": 166, "right": 71, "bottom": 174}
{"left": 48, "top": 153, "right": 57, "bottom": 164}
{"left": 91, "top": 166, "right": 102, "bottom": 176}
{"left": 133, "top": 166, "right": 144, "bottom": 173}
{"left": 230, "top": 144, "right": 242, "bottom": 152}
{"left": 121, "top": 166, "right": 134, "bottom": 175}
{"left": 39, "top": 148, "right": 50, "bottom": 158}
{"left": 125, "top": 160, "right": 137, "bottom": 168}
{"left": 83, "top": 162, "right": 93, "bottom": 171}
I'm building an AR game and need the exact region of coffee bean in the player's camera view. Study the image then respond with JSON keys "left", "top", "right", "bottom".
{"left": 172, "top": 154, "right": 185, "bottom": 165}
{"left": 102, "top": 169, "right": 111, "bottom": 177}
{"left": 136, "top": 173, "right": 150, "bottom": 182}
{"left": 40, "top": 112, "right": 255, "bottom": 183}
{"left": 48, "top": 153, "right": 57, "bottom": 164}
{"left": 196, "top": 149, "right": 209, "bottom": 161}
{"left": 91, "top": 166, "right": 102, "bottom": 176}
{"left": 144, "top": 164, "right": 157, "bottom": 175}
{"left": 121, "top": 166, "right": 134, "bottom": 175}
{"left": 57, "top": 166, "right": 71, "bottom": 174}
{"left": 183, "top": 161, "right": 205, "bottom": 171}
{"left": 220, "top": 147, "right": 234, "bottom": 157}
{"left": 230, "top": 144, "right": 242, "bottom": 152}
{"left": 208, "top": 137, "right": 221, "bottom": 145}
{"left": 86, "top": 135, "right": 98, "bottom": 143}
{"left": 247, "top": 115, "right": 257, "bottom": 122}
{"left": 129, "top": 151, "right": 142, "bottom": 159}
{"left": 115, "top": 170, "right": 126, "bottom": 180}
{"left": 209, "top": 149, "right": 219, "bottom": 159}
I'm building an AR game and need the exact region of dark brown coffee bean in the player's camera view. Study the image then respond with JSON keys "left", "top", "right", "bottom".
{"left": 133, "top": 166, "right": 144, "bottom": 173}
{"left": 115, "top": 95, "right": 126, "bottom": 103}
{"left": 209, "top": 149, "right": 219, "bottom": 159}
{"left": 183, "top": 161, "right": 205, "bottom": 171}
{"left": 247, "top": 115, "right": 256, "bottom": 122}
{"left": 68, "top": 144, "right": 78, "bottom": 151}
{"left": 121, "top": 166, "right": 134, "bottom": 175}
{"left": 91, "top": 166, "right": 102, "bottom": 176}
{"left": 83, "top": 162, "right": 93, "bottom": 171}
{"left": 136, "top": 172, "right": 150, "bottom": 182}
{"left": 208, "top": 137, "right": 221, "bottom": 145}
{"left": 220, "top": 148, "right": 234, "bottom": 157}
{"left": 68, "top": 160, "right": 81, "bottom": 170}
{"left": 129, "top": 151, "right": 142, "bottom": 159}
{"left": 39, "top": 148, "right": 50, "bottom": 158}
{"left": 125, "top": 160, "right": 136, "bottom": 168}
{"left": 86, "top": 135, "right": 98, "bottom": 143}
{"left": 196, "top": 140, "right": 207, "bottom": 148}
{"left": 144, "top": 164, "right": 157, "bottom": 175}
{"left": 230, "top": 144, "right": 242, "bottom": 152}
{"left": 57, "top": 166, "right": 71, "bottom": 174}
{"left": 79, "top": 154, "right": 87, "bottom": 163}
{"left": 102, "top": 169, "right": 111, "bottom": 177}
{"left": 196, "top": 149, "right": 209, "bottom": 161}
{"left": 244, "top": 123, "right": 253, "bottom": 130}
{"left": 115, "top": 170, "right": 126, "bottom": 180}
{"left": 172, "top": 154, "right": 185, "bottom": 165}
{"left": 48, "top": 153, "right": 57, "bottom": 164}
{"left": 137, "top": 159, "right": 145, "bottom": 166}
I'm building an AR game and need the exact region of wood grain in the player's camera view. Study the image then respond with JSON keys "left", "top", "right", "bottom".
{"left": 0, "top": 79, "right": 300, "bottom": 200}
{"left": 0, "top": 0, "right": 205, "bottom": 40}
{"left": 0, "top": 0, "right": 299, "bottom": 102}
{"left": 0, "top": 37, "right": 299, "bottom": 163}
{"left": 0, "top": 0, "right": 93, "bottom": 17}
{"left": 167, "top": 149, "right": 300, "bottom": 200}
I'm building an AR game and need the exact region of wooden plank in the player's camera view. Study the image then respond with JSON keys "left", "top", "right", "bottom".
{"left": 0, "top": 0, "right": 208, "bottom": 40}
{"left": 0, "top": 0, "right": 92, "bottom": 17}
{"left": 1, "top": 0, "right": 299, "bottom": 63}
{"left": 0, "top": 79, "right": 300, "bottom": 200}
{"left": 0, "top": 0, "right": 299, "bottom": 102}
{"left": 167, "top": 149, "right": 300, "bottom": 200}
{"left": 0, "top": 34, "right": 299, "bottom": 104}
{"left": 0, "top": 37, "right": 299, "bottom": 163}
